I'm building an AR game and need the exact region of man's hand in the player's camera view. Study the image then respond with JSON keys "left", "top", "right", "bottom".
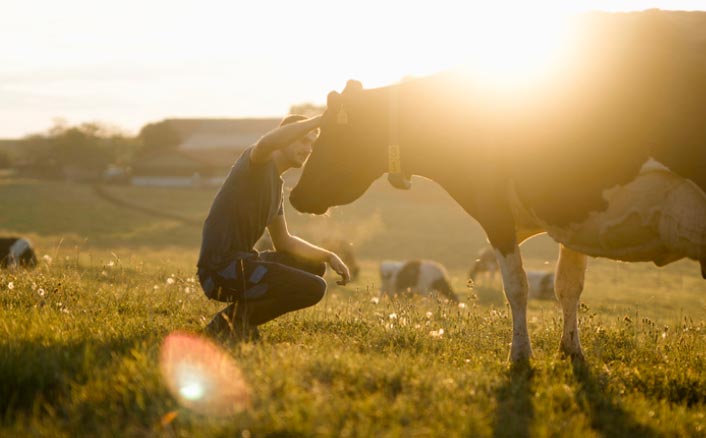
{"left": 327, "top": 252, "right": 351, "bottom": 285}
{"left": 251, "top": 115, "right": 322, "bottom": 164}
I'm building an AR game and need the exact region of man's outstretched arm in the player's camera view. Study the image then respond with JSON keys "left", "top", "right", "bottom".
{"left": 250, "top": 116, "right": 321, "bottom": 164}
{"left": 267, "top": 215, "right": 351, "bottom": 284}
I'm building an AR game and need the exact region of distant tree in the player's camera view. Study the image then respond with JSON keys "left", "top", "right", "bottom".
{"left": 20, "top": 121, "right": 138, "bottom": 180}
{"left": 138, "top": 120, "right": 181, "bottom": 152}
{"left": 0, "top": 151, "right": 11, "bottom": 168}
{"left": 289, "top": 103, "right": 326, "bottom": 117}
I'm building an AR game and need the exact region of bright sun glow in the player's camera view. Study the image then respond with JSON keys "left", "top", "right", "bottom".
{"left": 0, "top": 0, "right": 701, "bottom": 137}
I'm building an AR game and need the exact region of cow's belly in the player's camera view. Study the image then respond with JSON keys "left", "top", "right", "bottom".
{"left": 511, "top": 159, "right": 706, "bottom": 264}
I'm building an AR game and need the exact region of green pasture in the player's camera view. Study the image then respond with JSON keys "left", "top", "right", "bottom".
{"left": 1, "top": 177, "right": 705, "bottom": 437}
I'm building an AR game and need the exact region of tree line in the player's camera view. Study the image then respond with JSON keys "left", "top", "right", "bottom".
{"left": 1, "top": 103, "right": 325, "bottom": 181}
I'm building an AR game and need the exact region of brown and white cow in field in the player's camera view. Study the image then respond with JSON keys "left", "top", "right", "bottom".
{"left": 469, "top": 247, "right": 555, "bottom": 300}
{"left": 0, "top": 237, "right": 37, "bottom": 269}
{"left": 290, "top": 10, "right": 706, "bottom": 362}
{"left": 380, "top": 259, "right": 459, "bottom": 302}
{"left": 468, "top": 247, "right": 499, "bottom": 282}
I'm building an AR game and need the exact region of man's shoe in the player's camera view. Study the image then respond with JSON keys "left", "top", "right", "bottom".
{"left": 204, "top": 310, "right": 260, "bottom": 343}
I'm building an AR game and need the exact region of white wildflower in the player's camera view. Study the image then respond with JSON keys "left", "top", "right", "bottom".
{"left": 107, "top": 260, "right": 115, "bottom": 267}
{"left": 166, "top": 277, "right": 175, "bottom": 285}
{"left": 7, "top": 282, "right": 14, "bottom": 290}
{"left": 37, "top": 288, "right": 45, "bottom": 297}
{"left": 429, "top": 328, "right": 445, "bottom": 338}
{"left": 425, "top": 311, "right": 433, "bottom": 319}
{"left": 370, "top": 297, "right": 379, "bottom": 304}
{"left": 389, "top": 312, "right": 397, "bottom": 319}
{"left": 458, "top": 302, "right": 467, "bottom": 309}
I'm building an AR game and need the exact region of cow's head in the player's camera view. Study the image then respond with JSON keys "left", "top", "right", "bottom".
{"left": 290, "top": 80, "right": 391, "bottom": 214}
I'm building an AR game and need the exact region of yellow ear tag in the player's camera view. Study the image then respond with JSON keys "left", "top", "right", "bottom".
{"left": 337, "top": 108, "right": 348, "bottom": 125}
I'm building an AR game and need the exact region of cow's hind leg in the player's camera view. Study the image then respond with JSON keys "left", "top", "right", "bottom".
{"left": 496, "top": 247, "right": 532, "bottom": 362}
{"left": 555, "top": 245, "right": 588, "bottom": 360}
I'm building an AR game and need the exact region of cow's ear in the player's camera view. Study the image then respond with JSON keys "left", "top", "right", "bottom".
{"left": 343, "top": 79, "right": 363, "bottom": 93}
{"left": 327, "top": 91, "right": 341, "bottom": 108}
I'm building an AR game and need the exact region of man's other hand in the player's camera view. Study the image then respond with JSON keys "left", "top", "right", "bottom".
{"left": 327, "top": 253, "right": 350, "bottom": 285}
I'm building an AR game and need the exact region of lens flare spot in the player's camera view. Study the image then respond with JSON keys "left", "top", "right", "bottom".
{"left": 160, "top": 331, "right": 250, "bottom": 416}
{"left": 179, "top": 381, "right": 205, "bottom": 400}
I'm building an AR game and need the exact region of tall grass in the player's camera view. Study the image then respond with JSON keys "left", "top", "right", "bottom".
{"left": 1, "top": 178, "right": 705, "bottom": 436}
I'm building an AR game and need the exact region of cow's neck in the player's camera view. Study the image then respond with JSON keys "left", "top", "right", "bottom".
{"left": 384, "top": 83, "right": 450, "bottom": 187}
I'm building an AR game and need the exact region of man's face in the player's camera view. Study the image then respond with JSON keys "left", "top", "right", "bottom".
{"left": 284, "top": 130, "right": 318, "bottom": 168}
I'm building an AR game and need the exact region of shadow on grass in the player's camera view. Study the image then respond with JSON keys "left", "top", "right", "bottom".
{"left": 0, "top": 335, "right": 149, "bottom": 420}
{"left": 492, "top": 362, "right": 534, "bottom": 438}
{"left": 571, "top": 359, "right": 658, "bottom": 438}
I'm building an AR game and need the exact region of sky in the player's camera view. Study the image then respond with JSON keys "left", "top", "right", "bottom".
{"left": 1, "top": 0, "right": 704, "bottom": 138}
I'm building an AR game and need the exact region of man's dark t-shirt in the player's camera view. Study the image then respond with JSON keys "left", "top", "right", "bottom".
{"left": 197, "top": 147, "right": 283, "bottom": 271}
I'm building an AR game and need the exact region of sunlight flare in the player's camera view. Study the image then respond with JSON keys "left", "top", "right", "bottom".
{"left": 159, "top": 331, "right": 250, "bottom": 416}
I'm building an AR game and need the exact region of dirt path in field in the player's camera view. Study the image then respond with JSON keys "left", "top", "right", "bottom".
{"left": 91, "top": 184, "right": 202, "bottom": 227}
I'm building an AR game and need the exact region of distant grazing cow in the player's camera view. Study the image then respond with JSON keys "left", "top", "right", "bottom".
{"left": 526, "top": 271, "right": 555, "bottom": 301}
{"left": 379, "top": 260, "right": 459, "bottom": 302}
{"left": 468, "top": 247, "right": 499, "bottom": 282}
{"left": 0, "top": 237, "right": 37, "bottom": 269}
{"left": 469, "top": 247, "right": 555, "bottom": 300}
{"left": 289, "top": 10, "right": 706, "bottom": 361}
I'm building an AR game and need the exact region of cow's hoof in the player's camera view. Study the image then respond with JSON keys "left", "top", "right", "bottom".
{"left": 559, "top": 345, "right": 585, "bottom": 362}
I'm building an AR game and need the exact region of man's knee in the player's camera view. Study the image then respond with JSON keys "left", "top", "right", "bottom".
{"left": 311, "top": 262, "right": 326, "bottom": 277}
{"left": 303, "top": 275, "right": 327, "bottom": 305}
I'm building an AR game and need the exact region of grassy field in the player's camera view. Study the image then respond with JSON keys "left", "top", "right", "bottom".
{"left": 1, "top": 176, "right": 706, "bottom": 437}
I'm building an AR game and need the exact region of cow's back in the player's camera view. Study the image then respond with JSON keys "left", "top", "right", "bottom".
{"left": 505, "top": 10, "right": 706, "bottom": 227}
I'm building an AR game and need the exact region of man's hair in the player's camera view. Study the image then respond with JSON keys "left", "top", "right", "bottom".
{"left": 279, "top": 114, "right": 308, "bottom": 127}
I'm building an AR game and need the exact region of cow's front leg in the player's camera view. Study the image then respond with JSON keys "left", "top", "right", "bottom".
{"left": 495, "top": 246, "right": 532, "bottom": 362}
{"left": 555, "top": 245, "right": 587, "bottom": 359}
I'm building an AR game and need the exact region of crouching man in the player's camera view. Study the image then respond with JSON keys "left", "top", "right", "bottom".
{"left": 197, "top": 115, "right": 350, "bottom": 342}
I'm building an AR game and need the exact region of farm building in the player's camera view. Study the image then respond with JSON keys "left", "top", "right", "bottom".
{"left": 131, "top": 118, "right": 280, "bottom": 187}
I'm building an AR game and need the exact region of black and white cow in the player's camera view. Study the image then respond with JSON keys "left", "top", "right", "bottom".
{"left": 380, "top": 259, "right": 459, "bottom": 302}
{"left": 469, "top": 247, "right": 555, "bottom": 300}
{"left": 290, "top": 10, "right": 706, "bottom": 362}
{"left": 0, "top": 237, "right": 37, "bottom": 269}
{"left": 468, "top": 247, "right": 499, "bottom": 282}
